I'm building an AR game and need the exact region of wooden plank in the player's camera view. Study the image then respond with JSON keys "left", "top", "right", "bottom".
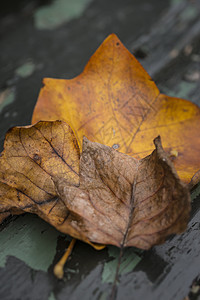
{"left": 0, "top": 0, "right": 200, "bottom": 299}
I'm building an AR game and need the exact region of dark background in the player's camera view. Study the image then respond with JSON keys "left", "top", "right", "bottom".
{"left": 0, "top": 0, "right": 200, "bottom": 299}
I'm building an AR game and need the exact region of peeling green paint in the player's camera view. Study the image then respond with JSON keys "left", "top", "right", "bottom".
{"left": 170, "top": 0, "right": 184, "bottom": 6}
{"left": 48, "top": 291, "right": 56, "bottom": 300}
{"left": 180, "top": 6, "right": 198, "bottom": 22}
{"left": 34, "top": 0, "right": 93, "bottom": 30}
{"left": 161, "top": 81, "right": 196, "bottom": 99}
{"left": 102, "top": 246, "right": 142, "bottom": 284}
{"left": 0, "top": 215, "right": 61, "bottom": 272}
{"left": 0, "top": 88, "right": 15, "bottom": 113}
{"left": 98, "top": 291, "right": 108, "bottom": 300}
{"left": 15, "top": 61, "right": 35, "bottom": 78}
{"left": 175, "top": 81, "right": 197, "bottom": 98}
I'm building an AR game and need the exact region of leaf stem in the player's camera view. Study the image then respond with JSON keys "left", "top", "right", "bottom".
{"left": 54, "top": 238, "right": 76, "bottom": 279}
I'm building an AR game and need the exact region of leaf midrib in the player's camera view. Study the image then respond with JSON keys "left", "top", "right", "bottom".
{"left": 110, "top": 164, "right": 139, "bottom": 300}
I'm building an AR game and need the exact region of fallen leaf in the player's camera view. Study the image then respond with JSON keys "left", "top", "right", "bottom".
{"left": 0, "top": 121, "right": 79, "bottom": 229}
{"left": 32, "top": 34, "right": 200, "bottom": 186}
{"left": 54, "top": 135, "right": 190, "bottom": 249}
{"left": 0, "top": 121, "right": 190, "bottom": 250}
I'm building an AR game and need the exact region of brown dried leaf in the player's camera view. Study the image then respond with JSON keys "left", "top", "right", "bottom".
{"left": 0, "top": 121, "right": 79, "bottom": 228}
{"left": 0, "top": 121, "right": 190, "bottom": 249}
{"left": 54, "top": 136, "right": 190, "bottom": 250}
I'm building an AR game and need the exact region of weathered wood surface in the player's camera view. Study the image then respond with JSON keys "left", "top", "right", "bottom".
{"left": 0, "top": 0, "right": 200, "bottom": 299}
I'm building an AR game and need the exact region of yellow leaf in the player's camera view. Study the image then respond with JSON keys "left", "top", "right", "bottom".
{"left": 32, "top": 34, "right": 200, "bottom": 185}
